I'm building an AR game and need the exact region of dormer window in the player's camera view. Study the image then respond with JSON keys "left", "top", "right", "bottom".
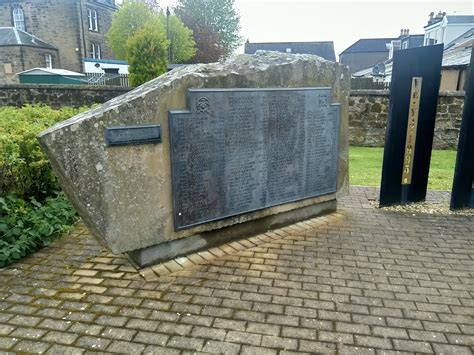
{"left": 88, "top": 8, "right": 98, "bottom": 31}
{"left": 13, "top": 7, "right": 26, "bottom": 31}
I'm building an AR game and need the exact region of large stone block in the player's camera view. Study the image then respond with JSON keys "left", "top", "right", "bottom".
{"left": 38, "top": 52, "right": 350, "bottom": 256}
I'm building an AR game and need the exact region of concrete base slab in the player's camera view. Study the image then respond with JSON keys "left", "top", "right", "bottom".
{"left": 127, "top": 199, "right": 337, "bottom": 268}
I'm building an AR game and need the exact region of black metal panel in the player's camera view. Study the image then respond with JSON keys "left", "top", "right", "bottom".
{"left": 169, "top": 88, "right": 341, "bottom": 230}
{"left": 105, "top": 125, "right": 161, "bottom": 146}
{"left": 451, "top": 47, "right": 474, "bottom": 210}
{"left": 379, "top": 45, "right": 443, "bottom": 207}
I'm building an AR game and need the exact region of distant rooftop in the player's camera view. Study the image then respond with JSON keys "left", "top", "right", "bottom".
{"left": 340, "top": 38, "right": 397, "bottom": 55}
{"left": 244, "top": 41, "right": 336, "bottom": 62}
{"left": 0, "top": 27, "right": 56, "bottom": 49}
{"left": 445, "top": 15, "right": 474, "bottom": 24}
{"left": 442, "top": 28, "right": 473, "bottom": 68}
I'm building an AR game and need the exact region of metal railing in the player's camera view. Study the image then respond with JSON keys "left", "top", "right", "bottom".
{"left": 84, "top": 73, "right": 129, "bottom": 87}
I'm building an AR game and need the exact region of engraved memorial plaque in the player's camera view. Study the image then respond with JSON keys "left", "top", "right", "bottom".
{"left": 169, "top": 88, "right": 341, "bottom": 230}
{"left": 105, "top": 125, "right": 161, "bottom": 146}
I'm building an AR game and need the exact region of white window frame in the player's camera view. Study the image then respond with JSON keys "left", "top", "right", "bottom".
{"left": 13, "top": 7, "right": 26, "bottom": 31}
{"left": 45, "top": 54, "right": 52, "bottom": 69}
{"left": 87, "top": 8, "right": 98, "bottom": 31}
{"left": 90, "top": 43, "right": 101, "bottom": 59}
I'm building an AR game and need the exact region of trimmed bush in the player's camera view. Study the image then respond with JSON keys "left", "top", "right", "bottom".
{"left": 0, "top": 105, "right": 88, "bottom": 267}
{"left": 0, "top": 105, "right": 87, "bottom": 199}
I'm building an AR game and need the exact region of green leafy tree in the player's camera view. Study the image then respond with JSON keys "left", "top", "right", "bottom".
{"left": 157, "top": 13, "right": 196, "bottom": 63}
{"left": 106, "top": 0, "right": 155, "bottom": 60}
{"left": 125, "top": 22, "right": 169, "bottom": 86}
{"left": 175, "top": 0, "right": 242, "bottom": 57}
{"left": 107, "top": 1, "right": 196, "bottom": 75}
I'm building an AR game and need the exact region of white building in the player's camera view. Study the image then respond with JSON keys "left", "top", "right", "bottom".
{"left": 424, "top": 12, "right": 474, "bottom": 46}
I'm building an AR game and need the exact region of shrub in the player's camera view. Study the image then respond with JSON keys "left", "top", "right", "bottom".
{"left": 0, "top": 193, "right": 78, "bottom": 267}
{"left": 0, "top": 105, "right": 87, "bottom": 200}
{"left": 0, "top": 105, "right": 88, "bottom": 267}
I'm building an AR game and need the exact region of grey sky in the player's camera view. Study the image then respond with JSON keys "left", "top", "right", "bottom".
{"left": 236, "top": 0, "right": 473, "bottom": 58}
{"left": 120, "top": 0, "right": 473, "bottom": 59}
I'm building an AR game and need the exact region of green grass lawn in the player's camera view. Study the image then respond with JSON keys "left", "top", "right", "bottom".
{"left": 349, "top": 146, "right": 457, "bottom": 191}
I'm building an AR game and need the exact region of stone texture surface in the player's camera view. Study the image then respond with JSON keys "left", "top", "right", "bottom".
{"left": 349, "top": 90, "right": 465, "bottom": 149}
{"left": 0, "top": 187, "right": 473, "bottom": 354}
{"left": 38, "top": 51, "right": 350, "bottom": 254}
{"left": 0, "top": 84, "right": 131, "bottom": 108}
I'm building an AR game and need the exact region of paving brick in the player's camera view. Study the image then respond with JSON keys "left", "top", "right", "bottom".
{"left": 261, "top": 335, "right": 298, "bottom": 350}
{"left": 372, "top": 326, "right": 408, "bottom": 339}
{"left": 318, "top": 331, "right": 354, "bottom": 344}
{"left": 75, "top": 336, "right": 111, "bottom": 350}
{"left": 1, "top": 187, "right": 472, "bottom": 354}
{"left": 355, "top": 335, "right": 392, "bottom": 349}
{"left": 95, "top": 315, "right": 128, "bottom": 327}
{"left": 408, "top": 329, "right": 447, "bottom": 343}
{"left": 392, "top": 339, "right": 433, "bottom": 353}
{"left": 107, "top": 340, "right": 146, "bottom": 353}
{"left": 14, "top": 340, "right": 51, "bottom": 353}
{"left": 69, "top": 323, "right": 103, "bottom": 336}
{"left": 446, "top": 334, "right": 474, "bottom": 346}
{"left": 202, "top": 340, "right": 241, "bottom": 354}
{"left": 226, "top": 330, "right": 262, "bottom": 346}
{"left": 38, "top": 318, "right": 72, "bottom": 331}
{"left": 100, "top": 327, "right": 137, "bottom": 341}
{"left": 432, "top": 343, "right": 473, "bottom": 354}
{"left": 48, "top": 344, "right": 84, "bottom": 354}
{"left": 167, "top": 336, "right": 204, "bottom": 351}
{"left": 299, "top": 340, "right": 336, "bottom": 353}
{"left": 241, "top": 345, "right": 277, "bottom": 355}
{"left": 10, "top": 315, "right": 42, "bottom": 327}
{"left": 43, "top": 331, "right": 79, "bottom": 345}
{"left": 336, "top": 322, "right": 371, "bottom": 335}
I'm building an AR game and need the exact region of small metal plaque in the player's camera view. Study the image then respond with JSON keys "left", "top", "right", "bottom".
{"left": 105, "top": 125, "right": 161, "bottom": 147}
{"left": 169, "top": 88, "right": 341, "bottom": 230}
{"left": 401, "top": 77, "right": 422, "bottom": 185}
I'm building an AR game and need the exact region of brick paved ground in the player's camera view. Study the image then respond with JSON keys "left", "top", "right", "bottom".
{"left": 0, "top": 186, "right": 473, "bottom": 354}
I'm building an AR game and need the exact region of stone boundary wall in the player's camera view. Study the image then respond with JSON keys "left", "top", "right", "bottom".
{"left": 0, "top": 84, "right": 464, "bottom": 149}
{"left": 350, "top": 90, "right": 465, "bottom": 149}
{"left": 0, "top": 84, "right": 131, "bottom": 108}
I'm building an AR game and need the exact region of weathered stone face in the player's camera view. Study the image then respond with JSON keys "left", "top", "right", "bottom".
{"left": 38, "top": 51, "right": 350, "bottom": 254}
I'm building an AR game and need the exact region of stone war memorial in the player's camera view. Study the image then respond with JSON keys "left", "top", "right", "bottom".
{"left": 38, "top": 52, "right": 349, "bottom": 267}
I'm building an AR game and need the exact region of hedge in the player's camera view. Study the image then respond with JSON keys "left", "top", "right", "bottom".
{"left": 0, "top": 105, "right": 88, "bottom": 267}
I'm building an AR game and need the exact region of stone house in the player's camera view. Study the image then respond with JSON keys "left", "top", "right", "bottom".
{"left": 0, "top": 27, "right": 59, "bottom": 84}
{"left": 0, "top": 0, "right": 117, "bottom": 83}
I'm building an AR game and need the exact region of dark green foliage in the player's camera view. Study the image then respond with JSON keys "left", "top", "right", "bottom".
{"left": 126, "top": 22, "right": 169, "bottom": 86}
{"left": 0, "top": 105, "right": 87, "bottom": 267}
{"left": 175, "top": 0, "right": 241, "bottom": 57}
{"left": 0, "top": 105, "right": 87, "bottom": 199}
{"left": 0, "top": 193, "right": 78, "bottom": 267}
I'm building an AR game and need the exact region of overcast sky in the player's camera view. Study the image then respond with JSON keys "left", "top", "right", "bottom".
{"left": 121, "top": 0, "right": 473, "bottom": 59}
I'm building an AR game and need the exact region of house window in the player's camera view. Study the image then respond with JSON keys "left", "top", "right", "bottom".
{"left": 402, "top": 41, "right": 408, "bottom": 49}
{"left": 13, "top": 7, "right": 26, "bottom": 31}
{"left": 90, "top": 43, "right": 101, "bottom": 59}
{"left": 87, "top": 8, "right": 98, "bottom": 31}
{"left": 45, "top": 54, "right": 52, "bottom": 69}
